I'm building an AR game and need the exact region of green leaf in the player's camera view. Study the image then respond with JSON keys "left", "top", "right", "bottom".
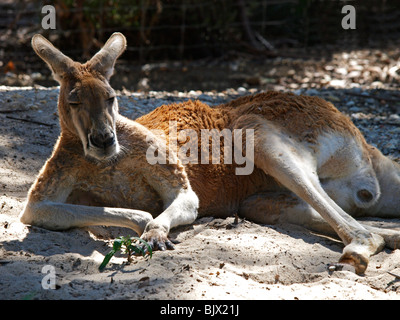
{"left": 127, "top": 244, "right": 145, "bottom": 256}
{"left": 98, "top": 237, "right": 126, "bottom": 271}
{"left": 99, "top": 248, "right": 117, "bottom": 272}
{"left": 132, "top": 237, "right": 153, "bottom": 258}
{"left": 98, "top": 236, "right": 153, "bottom": 272}
{"left": 113, "top": 238, "right": 123, "bottom": 251}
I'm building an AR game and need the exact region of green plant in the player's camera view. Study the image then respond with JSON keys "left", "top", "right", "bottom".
{"left": 99, "top": 236, "right": 152, "bottom": 271}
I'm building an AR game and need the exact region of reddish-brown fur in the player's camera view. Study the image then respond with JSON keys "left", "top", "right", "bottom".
{"left": 136, "top": 91, "right": 368, "bottom": 217}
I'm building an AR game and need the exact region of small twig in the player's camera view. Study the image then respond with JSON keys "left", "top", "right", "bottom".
{"left": 0, "top": 109, "right": 27, "bottom": 114}
{"left": 6, "top": 115, "right": 54, "bottom": 127}
{"left": 254, "top": 31, "right": 276, "bottom": 52}
{"left": 234, "top": 212, "right": 239, "bottom": 225}
{"left": 387, "top": 271, "right": 400, "bottom": 279}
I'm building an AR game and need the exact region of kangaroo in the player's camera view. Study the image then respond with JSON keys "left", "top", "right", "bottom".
{"left": 20, "top": 33, "right": 400, "bottom": 274}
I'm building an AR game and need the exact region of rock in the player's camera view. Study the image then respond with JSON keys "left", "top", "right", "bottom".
{"left": 329, "top": 79, "right": 346, "bottom": 88}
{"left": 237, "top": 87, "right": 247, "bottom": 95}
{"left": 387, "top": 114, "right": 400, "bottom": 124}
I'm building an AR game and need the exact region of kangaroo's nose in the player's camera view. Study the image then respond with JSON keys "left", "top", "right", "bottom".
{"left": 89, "top": 131, "right": 115, "bottom": 149}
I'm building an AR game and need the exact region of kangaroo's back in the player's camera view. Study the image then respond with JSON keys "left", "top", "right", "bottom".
{"left": 218, "top": 91, "right": 366, "bottom": 145}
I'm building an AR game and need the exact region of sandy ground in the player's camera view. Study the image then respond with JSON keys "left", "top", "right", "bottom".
{"left": 1, "top": 86, "right": 400, "bottom": 300}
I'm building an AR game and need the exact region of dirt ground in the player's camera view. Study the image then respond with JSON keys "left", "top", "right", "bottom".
{"left": 0, "top": 83, "right": 400, "bottom": 301}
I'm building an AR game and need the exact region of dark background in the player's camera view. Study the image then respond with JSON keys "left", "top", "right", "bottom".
{"left": 1, "top": 0, "right": 400, "bottom": 91}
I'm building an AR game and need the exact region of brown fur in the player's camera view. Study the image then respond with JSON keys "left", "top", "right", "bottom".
{"left": 135, "top": 92, "right": 370, "bottom": 216}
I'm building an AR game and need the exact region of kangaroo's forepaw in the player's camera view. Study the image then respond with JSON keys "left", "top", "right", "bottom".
{"left": 141, "top": 226, "right": 175, "bottom": 252}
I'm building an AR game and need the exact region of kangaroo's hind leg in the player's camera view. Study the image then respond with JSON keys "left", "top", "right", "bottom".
{"left": 238, "top": 117, "right": 385, "bottom": 274}
{"left": 239, "top": 191, "right": 400, "bottom": 251}
{"left": 238, "top": 191, "right": 336, "bottom": 236}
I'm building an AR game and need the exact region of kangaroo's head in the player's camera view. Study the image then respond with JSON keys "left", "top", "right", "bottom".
{"left": 31, "top": 32, "right": 127, "bottom": 162}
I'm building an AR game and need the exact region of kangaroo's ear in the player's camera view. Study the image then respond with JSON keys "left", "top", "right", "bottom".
{"left": 88, "top": 32, "right": 126, "bottom": 80}
{"left": 31, "top": 34, "right": 75, "bottom": 83}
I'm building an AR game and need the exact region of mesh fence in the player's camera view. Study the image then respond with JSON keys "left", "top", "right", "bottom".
{"left": 1, "top": 0, "right": 400, "bottom": 73}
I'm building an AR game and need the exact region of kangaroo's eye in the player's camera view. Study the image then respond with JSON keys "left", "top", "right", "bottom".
{"left": 106, "top": 97, "right": 115, "bottom": 104}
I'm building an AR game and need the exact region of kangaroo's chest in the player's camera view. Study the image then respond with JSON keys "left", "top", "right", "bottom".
{"left": 67, "top": 163, "right": 164, "bottom": 215}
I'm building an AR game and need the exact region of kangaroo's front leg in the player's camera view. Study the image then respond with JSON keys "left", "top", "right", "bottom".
{"left": 138, "top": 148, "right": 199, "bottom": 251}
{"left": 20, "top": 201, "right": 153, "bottom": 236}
{"left": 141, "top": 187, "right": 199, "bottom": 250}
{"left": 19, "top": 153, "right": 154, "bottom": 236}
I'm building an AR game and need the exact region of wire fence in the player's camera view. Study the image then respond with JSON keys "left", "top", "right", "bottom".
{"left": 1, "top": 0, "right": 400, "bottom": 74}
